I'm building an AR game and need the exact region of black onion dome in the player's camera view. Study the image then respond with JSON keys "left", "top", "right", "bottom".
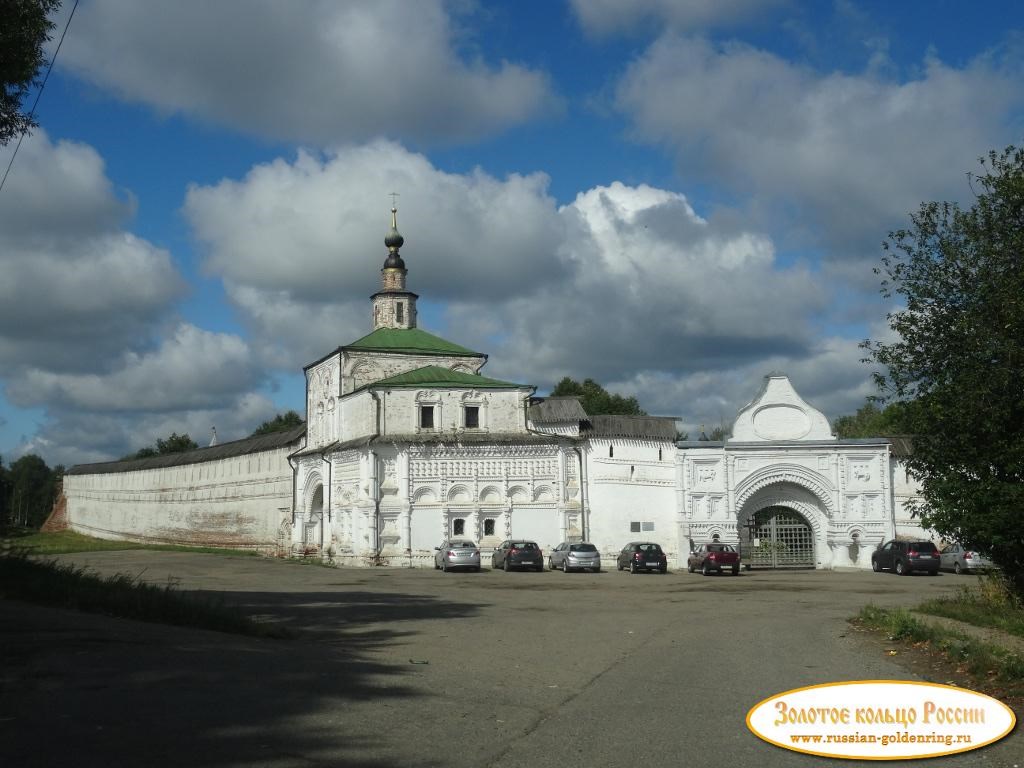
{"left": 385, "top": 207, "right": 405, "bottom": 250}
{"left": 383, "top": 251, "right": 406, "bottom": 269}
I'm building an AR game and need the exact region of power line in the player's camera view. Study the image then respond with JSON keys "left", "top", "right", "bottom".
{"left": 0, "top": 0, "right": 80, "bottom": 195}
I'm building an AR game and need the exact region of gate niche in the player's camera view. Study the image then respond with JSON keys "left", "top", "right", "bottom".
{"left": 746, "top": 506, "right": 814, "bottom": 568}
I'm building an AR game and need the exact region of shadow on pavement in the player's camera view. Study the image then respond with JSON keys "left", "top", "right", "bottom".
{"left": 0, "top": 588, "right": 484, "bottom": 768}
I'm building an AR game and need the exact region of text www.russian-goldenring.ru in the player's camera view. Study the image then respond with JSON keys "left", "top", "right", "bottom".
{"left": 790, "top": 732, "right": 972, "bottom": 747}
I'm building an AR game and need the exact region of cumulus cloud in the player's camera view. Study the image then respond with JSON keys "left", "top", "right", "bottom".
{"left": 184, "top": 141, "right": 564, "bottom": 367}
{"left": 0, "top": 131, "right": 185, "bottom": 372}
{"left": 570, "top": 0, "right": 783, "bottom": 36}
{"left": 59, "top": 0, "right": 557, "bottom": 145}
{"left": 614, "top": 36, "right": 1024, "bottom": 257}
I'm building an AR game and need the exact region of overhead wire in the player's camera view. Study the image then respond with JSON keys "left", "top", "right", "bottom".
{"left": 0, "top": 0, "right": 80, "bottom": 195}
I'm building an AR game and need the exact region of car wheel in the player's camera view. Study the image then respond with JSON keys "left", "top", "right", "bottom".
{"left": 687, "top": 562, "right": 694, "bottom": 573}
{"left": 701, "top": 562, "right": 710, "bottom": 576}
{"left": 731, "top": 565, "right": 739, "bottom": 576}
{"left": 954, "top": 562, "right": 963, "bottom": 575}
{"left": 536, "top": 564, "right": 544, "bottom": 572}
{"left": 629, "top": 560, "right": 637, "bottom": 574}
{"left": 505, "top": 558, "right": 512, "bottom": 572}
{"left": 473, "top": 566, "right": 480, "bottom": 573}
{"left": 593, "top": 567, "right": 601, "bottom": 573}
{"left": 895, "top": 559, "right": 907, "bottom": 576}
{"left": 616, "top": 560, "right": 623, "bottom": 571}
{"left": 871, "top": 558, "right": 881, "bottom": 572}
{"left": 548, "top": 557, "right": 554, "bottom": 570}
{"left": 659, "top": 567, "right": 667, "bottom": 574}
{"left": 929, "top": 569, "right": 939, "bottom": 576}
{"left": 441, "top": 560, "right": 448, "bottom": 573}
{"left": 563, "top": 559, "right": 570, "bottom": 573}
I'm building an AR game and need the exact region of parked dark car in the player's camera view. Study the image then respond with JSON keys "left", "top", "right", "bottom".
{"left": 687, "top": 542, "right": 740, "bottom": 575}
{"left": 548, "top": 542, "right": 601, "bottom": 572}
{"left": 433, "top": 539, "right": 481, "bottom": 572}
{"left": 616, "top": 542, "right": 668, "bottom": 574}
{"left": 871, "top": 539, "right": 940, "bottom": 575}
{"left": 492, "top": 540, "right": 544, "bottom": 571}
{"left": 939, "top": 543, "right": 995, "bottom": 575}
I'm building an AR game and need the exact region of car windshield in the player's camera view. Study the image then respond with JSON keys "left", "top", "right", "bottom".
{"left": 450, "top": 541, "right": 477, "bottom": 548}
{"left": 512, "top": 542, "right": 538, "bottom": 550}
{"left": 570, "top": 544, "right": 597, "bottom": 552}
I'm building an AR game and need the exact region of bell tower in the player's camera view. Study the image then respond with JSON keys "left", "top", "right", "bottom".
{"left": 371, "top": 205, "right": 418, "bottom": 330}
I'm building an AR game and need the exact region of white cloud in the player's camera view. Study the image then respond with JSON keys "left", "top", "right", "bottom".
{"left": 59, "top": 0, "right": 558, "bottom": 145}
{"left": 614, "top": 36, "right": 1024, "bottom": 257}
{"left": 570, "top": 0, "right": 783, "bottom": 36}
{"left": 184, "top": 141, "right": 564, "bottom": 368}
{"left": 0, "top": 131, "right": 185, "bottom": 372}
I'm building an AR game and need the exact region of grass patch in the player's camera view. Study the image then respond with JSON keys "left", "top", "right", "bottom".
{"left": 2, "top": 529, "right": 262, "bottom": 557}
{"left": 856, "top": 604, "right": 1024, "bottom": 684}
{"left": 0, "top": 553, "right": 285, "bottom": 638}
{"left": 916, "top": 574, "right": 1024, "bottom": 639}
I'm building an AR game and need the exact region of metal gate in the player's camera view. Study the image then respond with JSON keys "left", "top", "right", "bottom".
{"left": 745, "top": 507, "right": 814, "bottom": 568}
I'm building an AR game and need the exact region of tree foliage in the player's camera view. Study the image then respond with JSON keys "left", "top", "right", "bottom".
{"left": 251, "top": 410, "right": 303, "bottom": 437}
{"left": 863, "top": 146, "right": 1024, "bottom": 595}
{"left": 550, "top": 377, "right": 647, "bottom": 416}
{"left": 2, "top": 453, "right": 62, "bottom": 530}
{"left": 0, "top": 0, "right": 60, "bottom": 145}
{"left": 126, "top": 432, "right": 198, "bottom": 460}
{"left": 832, "top": 401, "right": 910, "bottom": 439}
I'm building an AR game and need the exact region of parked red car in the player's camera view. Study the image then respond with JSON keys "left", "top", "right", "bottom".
{"left": 687, "top": 542, "right": 740, "bottom": 575}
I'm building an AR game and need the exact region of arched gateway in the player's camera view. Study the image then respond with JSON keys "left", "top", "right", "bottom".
{"left": 679, "top": 374, "right": 898, "bottom": 571}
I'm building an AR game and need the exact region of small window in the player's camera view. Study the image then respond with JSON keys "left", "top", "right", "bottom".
{"left": 484, "top": 519, "right": 495, "bottom": 536}
{"left": 419, "top": 405, "right": 434, "bottom": 429}
{"left": 453, "top": 518, "right": 465, "bottom": 536}
{"left": 659, "top": 448, "right": 663, "bottom": 461}
{"left": 642, "top": 521, "right": 655, "bottom": 532}
{"left": 630, "top": 522, "right": 641, "bottom": 532}
{"left": 396, "top": 302, "right": 404, "bottom": 323}
{"left": 465, "top": 405, "right": 479, "bottom": 429}
{"left": 631, "top": 521, "right": 654, "bottom": 532}
{"left": 609, "top": 446, "right": 614, "bottom": 458}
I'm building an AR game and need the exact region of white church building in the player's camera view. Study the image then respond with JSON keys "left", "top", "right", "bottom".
{"left": 61, "top": 210, "right": 925, "bottom": 569}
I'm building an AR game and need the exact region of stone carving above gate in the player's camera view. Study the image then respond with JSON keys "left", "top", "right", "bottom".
{"left": 731, "top": 374, "right": 835, "bottom": 442}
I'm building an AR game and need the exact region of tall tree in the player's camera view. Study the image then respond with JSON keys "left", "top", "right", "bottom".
{"left": 251, "top": 410, "right": 303, "bottom": 436}
{"left": 550, "top": 377, "right": 647, "bottom": 416}
{"left": 1, "top": 0, "right": 61, "bottom": 145}
{"left": 6, "top": 453, "right": 59, "bottom": 529}
{"left": 832, "top": 401, "right": 910, "bottom": 439}
{"left": 863, "top": 146, "right": 1024, "bottom": 595}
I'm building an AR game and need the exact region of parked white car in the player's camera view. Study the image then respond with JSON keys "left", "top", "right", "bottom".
{"left": 939, "top": 543, "right": 995, "bottom": 575}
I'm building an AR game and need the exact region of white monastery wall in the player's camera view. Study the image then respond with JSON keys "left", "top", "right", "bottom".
{"left": 585, "top": 439, "right": 679, "bottom": 561}
{"left": 63, "top": 446, "right": 295, "bottom": 551}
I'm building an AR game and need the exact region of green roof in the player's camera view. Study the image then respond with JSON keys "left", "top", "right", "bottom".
{"left": 344, "top": 327, "right": 484, "bottom": 357}
{"left": 368, "top": 365, "right": 527, "bottom": 390}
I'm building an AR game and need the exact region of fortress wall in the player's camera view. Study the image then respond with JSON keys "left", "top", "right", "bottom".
{"left": 63, "top": 445, "right": 295, "bottom": 552}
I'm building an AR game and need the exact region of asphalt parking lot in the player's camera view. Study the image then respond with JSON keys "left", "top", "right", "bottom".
{"left": 1, "top": 552, "right": 1020, "bottom": 768}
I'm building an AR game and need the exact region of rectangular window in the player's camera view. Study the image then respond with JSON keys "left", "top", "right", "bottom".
{"left": 396, "top": 302, "right": 404, "bottom": 323}
{"left": 642, "top": 521, "right": 655, "bottom": 532}
{"left": 630, "top": 522, "right": 641, "bottom": 533}
{"left": 453, "top": 518, "right": 465, "bottom": 536}
{"left": 419, "top": 406, "right": 434, "bottom": 429}
{"left": 465, "top": 405, "right": 479, "bottom": 429}
{"left": 630, "top": 521, "right": 655, "bottom": 532}
{"left": 484, "top": 519, "right": 496, "bottom": 536}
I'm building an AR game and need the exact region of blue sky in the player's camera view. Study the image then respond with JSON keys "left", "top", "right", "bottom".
{"left": 1, "top": 0, "right": 1022, "bottom": 467}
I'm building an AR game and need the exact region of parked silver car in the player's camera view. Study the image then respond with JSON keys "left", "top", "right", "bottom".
{"left": 939, "top": 543, "right": 995, "bottom": 575}
{"left": 434, "top": 539, "right": 481, "bottom": 572}
{"left": 548, "top": 541, "right": 601, "bottom": 572}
